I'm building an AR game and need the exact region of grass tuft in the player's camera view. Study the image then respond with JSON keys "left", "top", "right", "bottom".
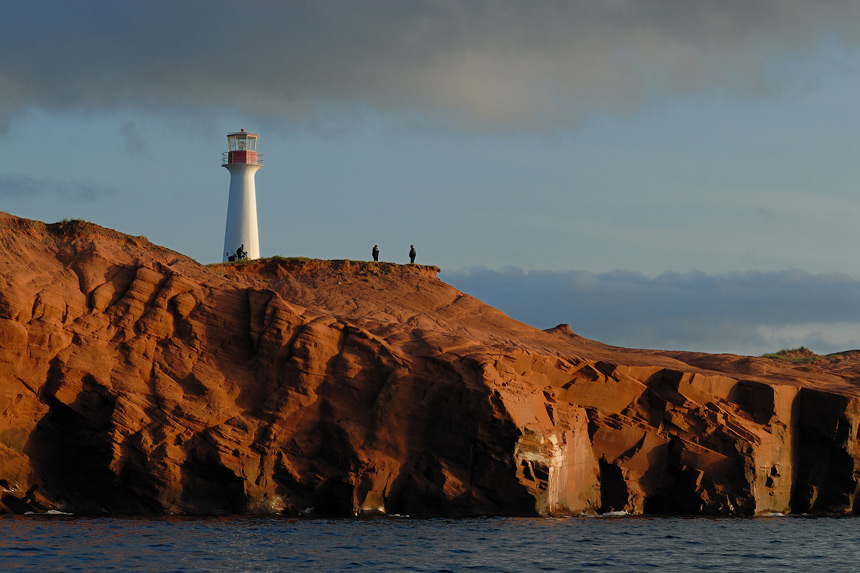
{"left": 760, "top": 347, "right": 823, "bottom": 364}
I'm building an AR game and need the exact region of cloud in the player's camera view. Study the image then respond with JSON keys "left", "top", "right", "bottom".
{"left": 121, "top": 121, "right": 149, "bottom": 157}
{"left": 0, "top": 174, "right": 114, "bottom": 201}
{"left": 444, "top": 267, "right": 860, "bottom": 355}
{"left": 2, "top": 1, "right": 859, "bottom": 132}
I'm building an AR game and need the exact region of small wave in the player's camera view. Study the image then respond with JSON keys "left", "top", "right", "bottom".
{"left": 599, "top": 511, "right": 629, "bottom": 517}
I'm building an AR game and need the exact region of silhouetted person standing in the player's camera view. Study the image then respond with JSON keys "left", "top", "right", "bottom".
{"left": 409, "top": 245, "right": 416, "bottom": 264}
{"left": 372, "top": 244, "right": 379, "bottom": 262}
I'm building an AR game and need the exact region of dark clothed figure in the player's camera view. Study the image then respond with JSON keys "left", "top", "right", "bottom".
{"left": 372, "top": 245, "right": 379, "bottom": 262}
{"left": 409, "top": 245, "right": 416, "bottom": 264}
{"left": 236, "top": 244, "right": 247, "bottom": 261}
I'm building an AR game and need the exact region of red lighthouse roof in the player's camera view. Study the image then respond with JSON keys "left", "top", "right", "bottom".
{"left": 227, "top": 128, "right": 259, "bottom": 138}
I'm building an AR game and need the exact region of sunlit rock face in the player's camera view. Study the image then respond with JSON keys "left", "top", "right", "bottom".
{"left": 2, "top": 212, "right": 860, "bottom": 516}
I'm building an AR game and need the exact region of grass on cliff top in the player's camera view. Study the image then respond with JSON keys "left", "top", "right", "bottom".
{"left": 210, "top": 255, "right": 440, "bottom": 273}
{"left": 760, "top": 347, "right": 825, "bottom": 364}
{"left": 4, "top": 216, "right": 155, "bottom": 245}
{"left": 53, "top": 217, "right": 151, "bottom": 242}
{"left": 762, "top": 347, "right": 860, "bottom": 365}
{"left": 282, "top": 256, "right": 440, "bottom": 272}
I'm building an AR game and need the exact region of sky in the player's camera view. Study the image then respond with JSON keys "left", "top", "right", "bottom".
{"left": 2, "top": 1, "right": 860, "bottom": 356}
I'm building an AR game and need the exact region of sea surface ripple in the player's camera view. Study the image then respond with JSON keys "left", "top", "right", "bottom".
{"left": 1, "top": 514, "right": 857, "bottom": 572}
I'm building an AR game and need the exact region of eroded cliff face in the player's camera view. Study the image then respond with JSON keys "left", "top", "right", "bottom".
{"left": 2, "top": 213, "right": 860, "bottom": 516}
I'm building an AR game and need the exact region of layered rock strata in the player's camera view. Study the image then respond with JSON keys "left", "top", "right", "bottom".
{"left": 2, "top": 213, "right": 860, "bottom": 516}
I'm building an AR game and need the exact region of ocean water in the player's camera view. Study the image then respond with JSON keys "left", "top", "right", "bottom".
{"left": 1, "top": 514, "right": 857, "bottom": 571}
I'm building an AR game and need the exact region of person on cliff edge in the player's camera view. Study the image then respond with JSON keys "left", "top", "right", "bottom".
{"left": 372, "top": 244, "right": 379, "bottom": 262}
{"left": 409, "top": 245, "right": 416, "bottom": 264}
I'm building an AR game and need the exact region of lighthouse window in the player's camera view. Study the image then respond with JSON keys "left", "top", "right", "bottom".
{"left": 228, "top": 135, "right": 257, "bottom": 152}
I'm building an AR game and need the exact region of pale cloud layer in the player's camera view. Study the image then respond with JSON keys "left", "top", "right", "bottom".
{"left": 445, "top": 267, "right": 860, "bottom": 355}
{"left": 3, "top": 1, "right": 859, "bottom": 132}
{"left": 0, "top": 174, "right": 113, "bottom": 202}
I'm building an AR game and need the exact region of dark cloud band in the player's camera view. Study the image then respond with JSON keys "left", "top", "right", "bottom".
{"left": 0, "top": 174, "right": 114, "bottom": 201}
{"left": 445, "top": 267, "right": 860, "bottom": 355}
{"left": 2, "top": 1, "right": 859, "bottom": 131}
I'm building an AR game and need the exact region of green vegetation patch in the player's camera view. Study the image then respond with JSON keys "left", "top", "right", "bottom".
{"left": 760, "top": 346, "right": 825, "bottom": 364}
{"left": 206, "top": 256, "right": 440, "bottom": 276}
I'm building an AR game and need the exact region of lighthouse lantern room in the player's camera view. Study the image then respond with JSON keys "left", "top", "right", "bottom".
{"left": 222, "top": 129, "right": 263, "bottom": 262}
{"left": 223, "top": 129, "right": 262, "bottom": 165}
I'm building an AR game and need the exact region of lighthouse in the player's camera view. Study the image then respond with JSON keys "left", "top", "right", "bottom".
{"left": 222, "top": 129, "right": 263, "bottom": 262}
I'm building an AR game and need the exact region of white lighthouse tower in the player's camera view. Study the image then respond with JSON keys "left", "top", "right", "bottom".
{"left": 222, "top": 129, "right": 263, "bottom": 262}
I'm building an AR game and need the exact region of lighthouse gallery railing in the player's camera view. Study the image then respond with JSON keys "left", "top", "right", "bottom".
{"left": 222, "top": 152, "right": 263, "bottom": 165}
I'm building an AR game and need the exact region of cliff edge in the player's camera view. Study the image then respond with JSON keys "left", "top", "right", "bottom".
{"left": 2, "top": 212, "right": 860, "bottom": 516}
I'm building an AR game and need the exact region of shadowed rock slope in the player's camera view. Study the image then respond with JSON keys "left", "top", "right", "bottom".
{"left": 2, "top": 212, "right": 860, "bottom": 516}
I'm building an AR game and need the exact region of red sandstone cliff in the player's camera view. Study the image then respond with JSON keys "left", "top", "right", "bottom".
{"left": 2, "top": 212, "right": 860, "bottom": 516}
